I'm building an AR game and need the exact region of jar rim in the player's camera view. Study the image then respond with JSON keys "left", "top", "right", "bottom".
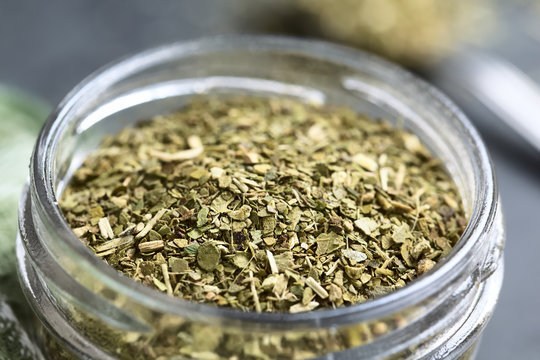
{"left": 29, "top": 35, "right": 497, "bottom": 326}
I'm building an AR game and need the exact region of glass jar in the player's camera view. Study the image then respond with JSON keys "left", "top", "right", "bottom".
{"left": 16, "top": 36, "right": 504, "bottom": 360}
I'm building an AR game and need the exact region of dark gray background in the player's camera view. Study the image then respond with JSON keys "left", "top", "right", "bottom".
{"left": 1, "top": 1, "right": 539, "bottom": 359}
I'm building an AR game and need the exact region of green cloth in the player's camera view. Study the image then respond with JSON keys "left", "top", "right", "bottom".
{"left": 0, "top": 86, "right": 50, "bottom": 359}
{"left": 0, "top": 302, "right": 42, "bottom": 360}
{"left": 0, "top": 86, "right": 48, "bottom": 279}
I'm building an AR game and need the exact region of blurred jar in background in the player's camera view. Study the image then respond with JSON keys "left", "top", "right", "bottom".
{"left": 242, "top": 0, "right": 496, "bottom": 67}
{"left": 294, "top": 0, "right": 496, "bottom": 66}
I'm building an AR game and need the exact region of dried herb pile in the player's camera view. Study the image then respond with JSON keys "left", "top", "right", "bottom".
{"left": 60, "top": 97, "right": 466, "bottom": 313}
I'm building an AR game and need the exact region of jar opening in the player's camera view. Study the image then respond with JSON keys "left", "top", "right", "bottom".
{"left": 28, "top": 36, "right": 497, "bottom": 326}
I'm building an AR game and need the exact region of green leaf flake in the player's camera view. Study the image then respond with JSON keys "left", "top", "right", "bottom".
{"left": 315, "top": 232, "right": 344, "bottom": 255}
{"left": 197, "top": 242, "right": 221, "bottom": 272}
{"left": 197, "top": 207, "right": 210, "bottom": 227}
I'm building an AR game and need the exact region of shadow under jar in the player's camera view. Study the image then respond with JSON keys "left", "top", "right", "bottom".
{"left": 16, "top": 36, "right": 504, "bottom": 360}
